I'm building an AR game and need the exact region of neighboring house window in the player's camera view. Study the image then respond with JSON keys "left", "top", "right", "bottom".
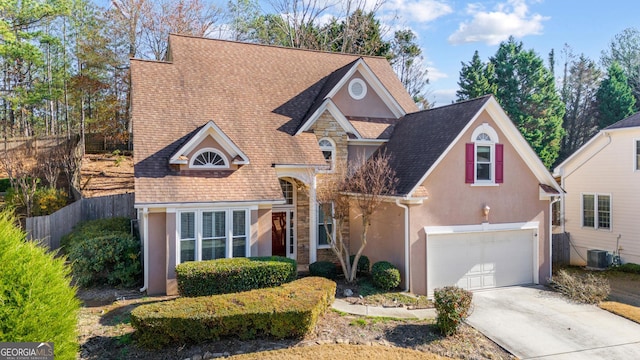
{"left": 319, "top": 138, "right": 335, "bottom": 171}
{"left": 582, "top": 194, "right": 611, "bottom": 230}
{"left": 317, "top": 203, "right": 333, "bottom": 248}
{"left": 190, "top": 148, "right": 228, "bottom": 168}
{"left": 636, "top": 140, "right": 640, "bottom": 171}
{"left": 466, "top": 124, "right": 503, "bottom": 184}
{"left": 178, "top": 209, "right": 249, "bottom": 264}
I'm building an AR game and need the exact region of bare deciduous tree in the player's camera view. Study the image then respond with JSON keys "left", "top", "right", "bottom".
{"left": 1, "top": 148, "right": 39, "bottom": 217}
{"left": 316, "top": 150, "right": 397, "bottom": 283}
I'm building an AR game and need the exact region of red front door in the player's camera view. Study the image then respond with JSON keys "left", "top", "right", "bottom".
{"left": 272, "top": 212, "right": 287, "bottom": 257}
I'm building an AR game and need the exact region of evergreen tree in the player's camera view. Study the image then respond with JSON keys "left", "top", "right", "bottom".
{"left": 489, "top": 37, "right": 565, "bottom": 168}
{"left": 601, "top": 27, "right": 640, "bottom": 104}
{"left": 456, "top": 50, "right": 496, "bottom": 101}
{"left": 390, "top": 29, "right": 429, "bottom": 108}
{"left": 596, "top": 62, "right": 636, "bottom": 128}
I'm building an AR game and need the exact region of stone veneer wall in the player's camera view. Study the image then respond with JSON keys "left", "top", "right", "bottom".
{"left": 310, "top": 110, "right": 351, "bottom": 265}
{"left": 296, "top": 187, "right": 310, "bottom": 265}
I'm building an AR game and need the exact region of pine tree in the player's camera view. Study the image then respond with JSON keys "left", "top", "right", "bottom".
{"left": 456, "top": 50, "right": 496, "bottom": 101}
{"left": 489, "top": 37, "right": 565, "bottom": 168}
{"left": 596, "top": 62, "right": 637, "bottom": 128}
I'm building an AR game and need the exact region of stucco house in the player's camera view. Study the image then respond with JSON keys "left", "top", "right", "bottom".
{"left": 132, "top": 34, "right": 561, "bottom": 296}
{"left": 554, "top": 112, "right": 640, "bottom": 266}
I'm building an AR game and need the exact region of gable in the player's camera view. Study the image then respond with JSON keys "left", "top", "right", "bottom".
{"left": 332, "top": 71, "right": 397, "bottom": 119}
{"left": 169, "top": 120, "right": 249, "bottom": 167}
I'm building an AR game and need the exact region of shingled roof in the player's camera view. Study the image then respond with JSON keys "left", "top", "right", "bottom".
{"left": 605, "top": 111, "right": 640, "bottom": 130}
{"left": 383, "top": 96, "right": 492, "bottom": 196}
{"left": 132, "top": 34, "right": 416, "bottom": 205}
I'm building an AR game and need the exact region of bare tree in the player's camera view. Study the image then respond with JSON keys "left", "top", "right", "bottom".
{"left": 267, "top": 0, "right": 338, "bottom": 49}
{"left": 1, "top": 148, "right": 39, "bottom": 217}
{"left": 316, "top": 150, "right": 397, "bottom": 283}
{"left": 38, "top": 147, "right": 62, "bottom": 190}
{"left": 58, "top": 138, "right": 83, "bottom": 199}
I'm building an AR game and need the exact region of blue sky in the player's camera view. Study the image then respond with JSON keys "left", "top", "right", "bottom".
{"left": 365, "top": 0, "right": 639, "bottom": 106}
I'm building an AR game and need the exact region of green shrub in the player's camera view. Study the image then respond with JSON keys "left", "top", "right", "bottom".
{"left": 617, "top": 263, "right": 640, "bottom": 274}
{"left": 61, "top": 217, "right": 131, "bottom": 251}
{"left": 131, "top": 277, "right": 336, "bottom": 348}
{"left": 371, "top": 261, "right": 401, "bottom": 290}
{"left": 176, "top": 256, "right": 297, "bottom": 297}
{"left": 349, "top": 255, "right": 370, "bottom": 274}
{"left": 550, "top": 269, "right": 610, "bottom": 304}
{"left": 0, "top": 178, "right": 10, "bottom": 192}
{"left": 434, "top": 286, "right": 473, "bottom": 336}
{"left": 0, "top": 210, "right": 80, "bottom": 359}
{"left": 309, "top": 261, "right": 338, "bottom": 279}
{"left": 32, "top": 187, "right": 68, "bottom": 216}
{"left": 64, "top": 218, "right": 141, "bottom": 287}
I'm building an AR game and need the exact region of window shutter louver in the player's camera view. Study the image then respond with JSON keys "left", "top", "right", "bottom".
{"left": 495, "top": 143, "right": 504, "bottom": 183}
{"left": 465, "top": 143, "right": 474, "bottom": 183}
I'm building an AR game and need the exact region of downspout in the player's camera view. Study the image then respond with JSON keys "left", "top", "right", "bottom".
{"left": 549, "top": 196, "right": 561, "bottom": 282}
{"left": 395, "top": 199, "right": 410, "bottom": 292}
{"left": 139, "top": 207, "right": 149, "bottom": 293}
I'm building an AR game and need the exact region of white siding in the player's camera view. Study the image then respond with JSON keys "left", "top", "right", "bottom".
{"left": 560, "top": 128, "right": 640, "bottom": 265}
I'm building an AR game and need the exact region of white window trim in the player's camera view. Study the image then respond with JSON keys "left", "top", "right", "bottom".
{"left": 176, "top": 208, "right": 250, "bottom": 265}
{"left": 581, "top": 193, "right": 612, "bottom": 231}
{"left": 348, "top": 78, "right": 367, "bottom": 100}
{"left": 470, "top": 123, "right": 499, "bottom": 186}
{"left": 189, "top": 147, "right": 229, "bottom": 169}
{"left": 317, "top": 203, "right": 335, "bottom": 249}
{"left": 275, "top": 178, "right": 297, "bottom": 259}
{"left": 318, "top": 137, "right": 336, "bottom": 173}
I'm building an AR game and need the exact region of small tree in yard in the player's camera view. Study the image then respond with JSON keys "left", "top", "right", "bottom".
{"left": 316, "top": 151, "right": 397, "bottom": 283}
{"left": 1, "top": 148, "right": 39, "bottom": 216}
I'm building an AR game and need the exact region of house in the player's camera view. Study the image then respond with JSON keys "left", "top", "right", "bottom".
{"left": 554, "top": 113, "right": 640, "bottom": 266}
{"left": 132, "top": 34, "right": 561, "bottom": 296}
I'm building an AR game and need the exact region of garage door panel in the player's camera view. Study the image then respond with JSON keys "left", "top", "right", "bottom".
{"left": 427, "top": 230, "right": 534, "bottom": 295}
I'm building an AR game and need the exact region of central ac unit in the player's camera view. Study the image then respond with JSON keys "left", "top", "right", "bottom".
{"left": 587, "top": 249, "right": 609, "bottom": 270}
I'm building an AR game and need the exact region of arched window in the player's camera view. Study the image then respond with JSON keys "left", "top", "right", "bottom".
{"left": 319, "top": 138, "right": 335, "bottom": 171}
{"left": 190, "top": 148, "right": 229, "bottom": 168}
{"left": 466, "top": 124, "right": 503, "bottom": 185}
{"left": 279, "top": 179, "right": 294, "bottom": 205}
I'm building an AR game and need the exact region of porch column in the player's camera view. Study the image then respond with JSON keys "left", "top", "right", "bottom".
{"left": 309, "top": 176, "right": 317, "bottom": 263}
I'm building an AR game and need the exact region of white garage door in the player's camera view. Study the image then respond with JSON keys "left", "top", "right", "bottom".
{"left": 427, "top": 229, "right": 535, "bottom": 296}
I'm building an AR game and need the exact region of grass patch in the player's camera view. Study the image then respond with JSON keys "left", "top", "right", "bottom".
{"left": 349, "top": 318, "right": 367, "bottom": 327}
{"left": 600, "top": 301, "right": 640, "bottom": 324}
{"left": 226, "top": 344, "right": 453, "bottom": 359}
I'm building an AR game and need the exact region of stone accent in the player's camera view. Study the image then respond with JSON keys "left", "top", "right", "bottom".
{"left": 296, "top": 187, "right": 310, "bottom": 266}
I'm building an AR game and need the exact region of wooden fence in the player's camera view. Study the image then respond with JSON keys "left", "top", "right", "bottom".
{"left": 552, "top": 232, "right": 571, "bottom": 269}
{"left": 25, "top": 193, "right": 135, "bottom": 250}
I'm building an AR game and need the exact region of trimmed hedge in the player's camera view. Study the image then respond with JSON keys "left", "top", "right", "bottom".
{"left": 131, "top": 276, "right": 336, "bottom": 348}
{"left": 176, "top": 256, "right": 297, "bottom": 297}
{"left": 349, "top": 255, "right": 370, "bottom": 274}
{"left": 371, "top": 261, "right": 401, "bottom": 290}
{"left": 309, "top": 261, "right": 338, "bottom": 279}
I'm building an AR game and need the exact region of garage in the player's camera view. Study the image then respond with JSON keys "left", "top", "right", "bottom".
{"left": 426, "top": 226, "right": 537, "bottom": 296}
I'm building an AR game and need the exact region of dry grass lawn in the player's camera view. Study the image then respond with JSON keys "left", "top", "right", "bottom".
{"left": 228, "top": 344, "right": 453, "bottom": 359}
{"left": 599, "top": 301, "right": 640, "bottom": 324}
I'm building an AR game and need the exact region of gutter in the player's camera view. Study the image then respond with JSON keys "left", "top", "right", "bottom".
{"left": 395, "top": 199, "right": 410, "bottom": 292}
{"left": 549, "top": 196, "right": 561, "bottom": 282}
{"left": 139, "top": 207, "right": 149, "bottom": 293}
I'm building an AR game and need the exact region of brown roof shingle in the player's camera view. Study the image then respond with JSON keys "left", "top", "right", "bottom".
{"left": 132, "top": 35, "right": 416, "bottom": 205}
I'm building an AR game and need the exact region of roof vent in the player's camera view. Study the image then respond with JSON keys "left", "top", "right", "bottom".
{"left": 348, "top": 78, "right": 367, "bottom": 100}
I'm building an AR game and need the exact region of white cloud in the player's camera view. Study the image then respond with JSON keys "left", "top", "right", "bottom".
{"left": 426, "top": 65, "right": 448, "bottom": 81}
{"left": 429, "top": 88, "right": 458, "bottom": 107}
{"left": 448, "top": 0, "right": 548, "bottom": 45}
{"left": 385, "top": 0, "right": 453, "bottom": 23}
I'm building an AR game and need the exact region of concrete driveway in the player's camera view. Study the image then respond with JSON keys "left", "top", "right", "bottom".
{"left": 466, "top": 286, "right": 640, "bottom": 359}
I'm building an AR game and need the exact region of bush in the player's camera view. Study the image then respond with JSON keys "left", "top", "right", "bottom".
{"left": 371, "top": 261, "right": 401, "bottom": 290}
{"left": 617, "top": 263, "right": 640, "bottom": 274}
{"left": 0, "top": 178, "right": 10, "bottom": 192}
{"left": 176, "top": 256, "right": 297, "bottom": 297}
{"left": 550, "top": 269, "right": 610, "bottom": 304}
{"left": 131, "top": 277, "right": 336, "bottom": 348}
{"left": 349, "top": 255, "right": 370, "bottom": 274}
{"left": 32, "top": 187, "right": 68, "bottom": 216}
{"left": 63, "top": 218, "right": 140, "bottom": 287}
{"left": 309, "top": 261, "right": 338, "bottom": 279}
{"left": 0, "top": 210, "right": 80, "bottom": 360}
{"left": 434, "top": 286, "right": 473, "bottom": 336}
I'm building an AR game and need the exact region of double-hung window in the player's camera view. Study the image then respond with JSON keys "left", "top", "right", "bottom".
{"left": 178, "top": 209, "right": 249, "bottom": 264}
{"left": 582, "top": 194, "right": 611, "bottom": 230}
{"left": 317, "top": 203, "right": 333, "bottom": 248}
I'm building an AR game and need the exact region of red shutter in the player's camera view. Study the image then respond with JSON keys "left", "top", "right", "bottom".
{"left": 465, "top": 143, "right": 474, "bottom": 183}
{"left": 495, "top": 143, "right": 504, "bottom": 184}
